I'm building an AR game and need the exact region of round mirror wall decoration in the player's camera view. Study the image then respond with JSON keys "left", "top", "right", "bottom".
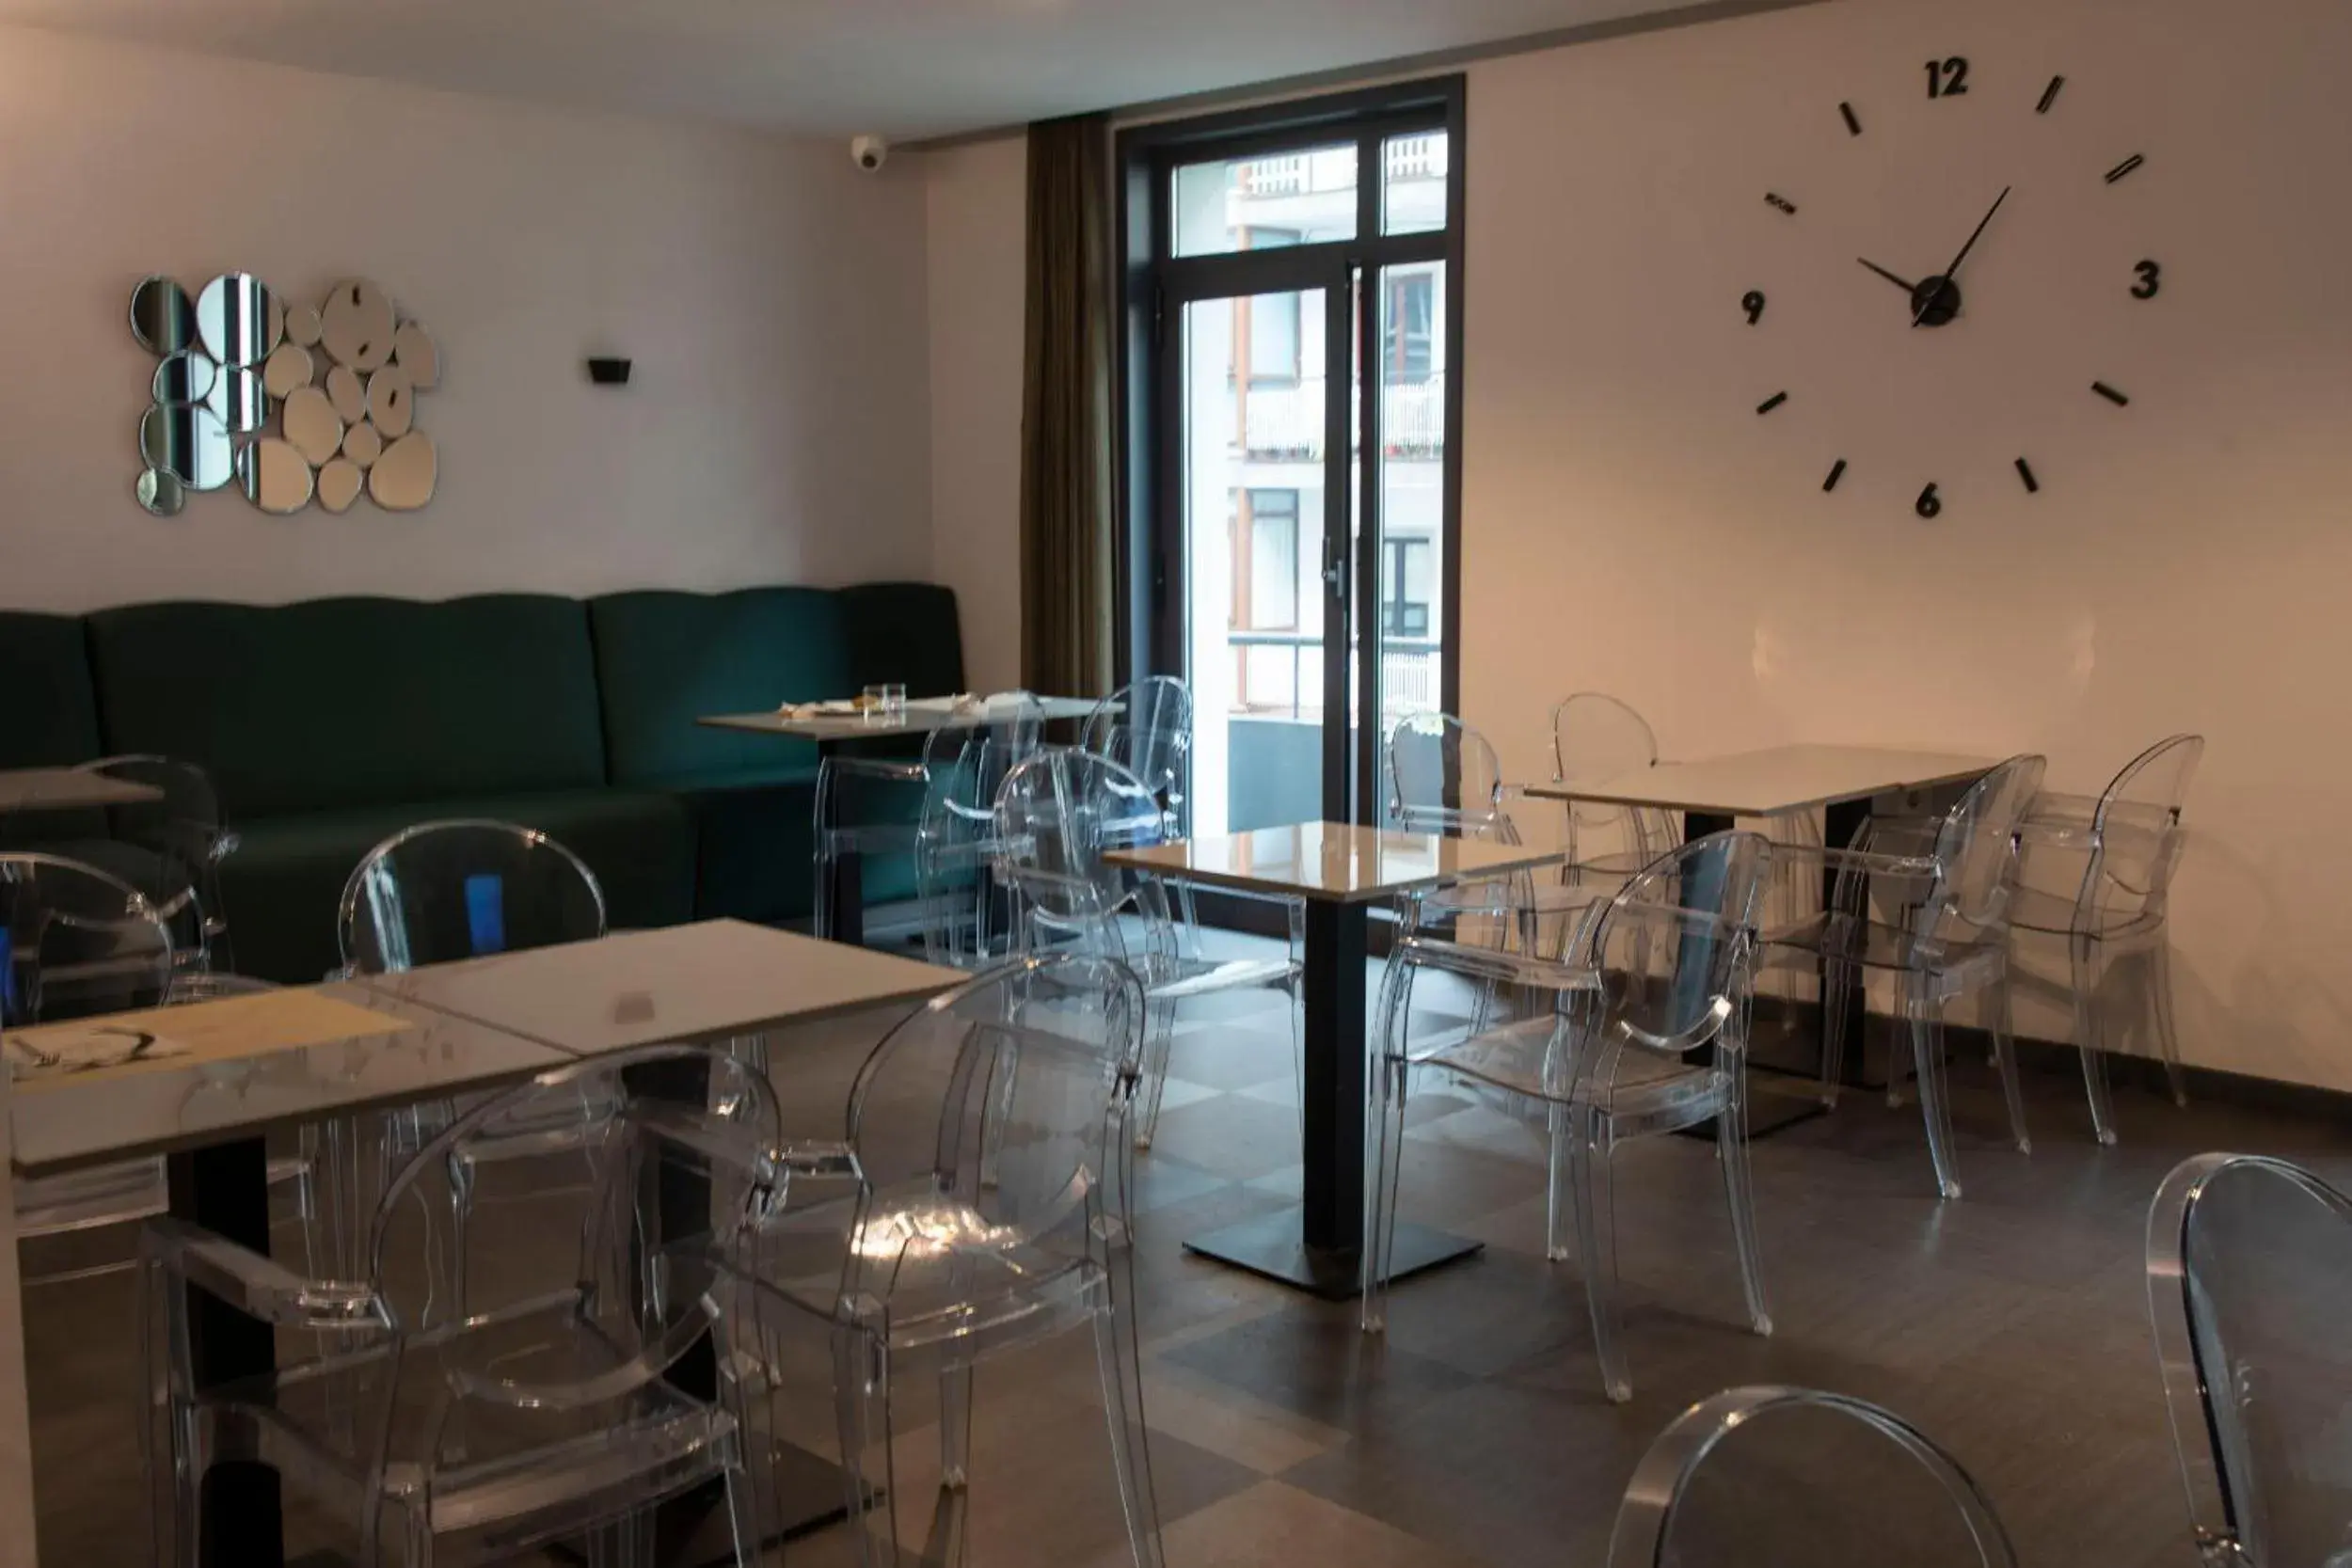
{"left": 130, "top": 277, "right": 196, "bottom": 356}
{"left": 127, "top": 273, "right": 439, "bottom": 516}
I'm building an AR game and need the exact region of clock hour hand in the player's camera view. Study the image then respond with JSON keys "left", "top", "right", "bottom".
{"left": 1857, "top": 257, "right": 1919, "bottom": 293}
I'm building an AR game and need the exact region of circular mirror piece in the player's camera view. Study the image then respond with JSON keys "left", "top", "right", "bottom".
{"left": 130, "top": 277, "right": 196, "bottom": 356}
{"left": 135, "top": 467, "right": 186, "bottom": 517}
{"left": 370, "top": 431, "right": 437, "bottom": 511}
{"left": 280, "top": 387, "right": 343, "bottom": 467}
{"left": 317, "top": 457, "right": 363, "bottom": 514}
{"left": 284, "top": 301, "right": 322, "bottom": 348}
{"left": 139, "top": 404, "right": 235, "bottom": 490}
{"left": 151, "top": 349, "right": 216, "bottom": 406}
{"left": 195, "top": 273, "right": 282, "bottom": 368}
{"left": 320, "top": 278, "right": 395, "bottom": 372}
{"left": 368, "top": 365, "right": 414, "bottom": 438}
{"left": 262, "top": 341, "right": 314, "bottom": 399}
{"left": 206, "top": 365, "right": 270, "bottom": 434}
{"left": 391, "top": 321, "right": 439, "bottom": 389}
{"left": 237, "top": 438, "right": 314, "bottom": 515}
{"left": 325, "top": 363, "right": 367, "bottom": 423}
{"left": 342, "top": 420, "right": 383, "bottom": 468}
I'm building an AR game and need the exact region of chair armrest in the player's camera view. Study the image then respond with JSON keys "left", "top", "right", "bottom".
{"left": 817, "top": 757, "right": 930, "bottom": 787}
{"left": 777, "top": 1140, "right": 862, "bottom": 1180}
{"left": 1765, "top": 839, "right": 1941, "bottom": 879}
{"left": 140, "top": 1216, "right": 387, "bottom": 1333}
{"left": 1394, "top": 935, "right": 1603, "bottom": 995}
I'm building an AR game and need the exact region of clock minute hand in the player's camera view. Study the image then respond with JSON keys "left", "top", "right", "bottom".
{"left": 1914, "top": 184, "right": 2010, "bottom": 326}
{"left": 1857, "top": 257, "right": 1919, "bottom": 293}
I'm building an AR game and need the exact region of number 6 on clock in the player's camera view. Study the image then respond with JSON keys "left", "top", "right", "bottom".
{"left": 1915, "top": 483, "right": 1943, "bottom": 519}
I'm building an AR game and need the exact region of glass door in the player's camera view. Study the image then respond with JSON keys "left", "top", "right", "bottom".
{"left": 1132, "top": 94, "right": 1461, "bottom": 841}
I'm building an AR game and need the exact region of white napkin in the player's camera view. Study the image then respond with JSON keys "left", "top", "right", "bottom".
{"left": 6, "top": 1023, "right": 193, "bottom": 1077}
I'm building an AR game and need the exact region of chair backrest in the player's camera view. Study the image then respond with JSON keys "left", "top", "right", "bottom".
{"left": 338, "top": 819, "right": 607, "bottom": 974}
{"left": 1552, "top": 693, "right": 1661, "bottom": 832}
{"left": 1578, "top": 831, "right": 1772, "bottom": 1062}
{"left": 1386, "top": 712, "right": 1512, "bottom": 840}
{"left": 2146, "top": 1153, "right": 2352, "bottom": 1568}
{"left": 79, "top": 754, "right": 231, "bottom": 962}
{"left": 0, "top": 852, "right": 173, "bottom": 1024}
{"left": 993, "top": 749, "right": 1171, "bottom": 948}
{"left": 915, "top": 725, "right": 1035, "bottom": 968}
{"left": 2090, "top": 733, "right": 2205, "bottom": 904}
{"left": 1922, "top": 754, "right": 2047, "bottom": 936}
{"left": 1608, "top": 1386, "right": 2019, "bottom": 1568}
{"left": 1086, "top": 677, "right": 1193, "bottom": 835}
{"left": 836, "top": 956, "right": 1146, "bottom": 1316}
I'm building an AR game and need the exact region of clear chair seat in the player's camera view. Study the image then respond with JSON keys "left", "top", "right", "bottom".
{"left": 2001, "top": 883, "right": 2165, "bottom": 942}
{"left": 205, "top": 1298, "right": 737, "bottom": 1544}
{"left": 1426, "top": 1021, "right": 1729, "bottom": 1126}
{"left": 1763, "top": 911, "right": 2006, "bottom": 985}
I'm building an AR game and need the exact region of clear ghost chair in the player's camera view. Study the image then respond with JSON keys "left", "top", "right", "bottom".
{"left": 1361, "top": 832, "right": 1774, "bottom": 1404}
{"left": 1549, "top": 693, "right": 1676, "bottom": 889}
{"left": 1758, "top": 755, "right": 2046, "bottom": 1200}
{"left": 995, "top": 748, "right": 1299, "bottom": 1150}
{"left": 752, "top": 956, "right": 1164, "bottom": 1568}
{"left": 74, "top": 755, "right": 242, "bottom": 977}
{"left": 2006, "top": 734, "right": 2204, "bottom": 1146}
{"left": 2145, "top": 1152, "right": 2352, "bottom": 1568}
{"left": 915, "top": 722, "right": 1046, "bottom": 971}
{"left": 816, "top": 695, "right": 1047, "bottom": 944}
{"left": 1385, "top": 712, "right": 1591, "bottom": 958}
{"left": 1607, "top": 1386, "right": 2020, "bottom": 1568}
{"left": 332, "top": 820, "right": 612, "bottom": 1282}
{"left": 141, "top": 1045, "right": 783, "bottom": 1568}
{"left": 1084, "top": 676, "right": 1204, "bottom": 948}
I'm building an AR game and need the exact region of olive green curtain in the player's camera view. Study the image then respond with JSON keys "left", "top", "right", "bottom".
{"left": 1019, "top": 112, "right": 1118, "bottom": 698}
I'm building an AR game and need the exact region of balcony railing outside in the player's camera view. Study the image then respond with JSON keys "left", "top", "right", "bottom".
{"left": 1233, "top": 135, "right": 1447, "bottom": 196}
{"left": 1229, "top": 630, "right": 1441, "bottom": 721}
{"left": 1238, "top": 374, "right": 1446, "bottom": 461}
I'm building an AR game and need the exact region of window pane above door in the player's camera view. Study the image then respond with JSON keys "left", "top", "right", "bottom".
{"left": 1381, "top": 130, "right": 1449, "bottom": 236}
{"left": 1174, "top": 143, "right": 1359, "bottom": 257}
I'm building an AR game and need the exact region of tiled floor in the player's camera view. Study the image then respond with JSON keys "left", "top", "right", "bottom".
{"left": 22, "top": 950, "right": 2352, "bottom": 1566}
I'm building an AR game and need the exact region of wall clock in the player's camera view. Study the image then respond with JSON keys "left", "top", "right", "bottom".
{"left": 1745, "top": 66, "right": 2153, "bottom": 518}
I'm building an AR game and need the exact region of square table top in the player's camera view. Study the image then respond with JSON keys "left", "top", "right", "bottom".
{"left": 1104, "top": 822, "right": 1565, "bottom": 906}
{"left": 8, "top": 984, "right": 566, "bottom": 1178}
{"left": 350, "top": 919, "right": 963, "bottom": 1056}
{"left": 0, "top": 768, "right": 164, "bottom": 816}
{"left": 1520, "top": 744, "right": 2001, "bottom": 819}
{"left": 698, "top": 694, "right": 1103, "bottom": 744}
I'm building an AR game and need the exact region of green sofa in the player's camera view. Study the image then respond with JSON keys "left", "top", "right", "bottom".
{"left": 0, "top": 583, "right": 962, "bottom": 983}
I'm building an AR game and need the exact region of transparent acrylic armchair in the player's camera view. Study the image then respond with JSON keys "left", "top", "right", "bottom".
{"left": 755, "top": 956, "right": 1165, "bottom": 1568}
{"left": 996, "top": 748, "right": 1300, "bottom": 1149}
{"left": 1608, "top": 1386, "right": 2019, "bottom": 1567}
{"left": 1758, "top": 755, "right": 2047, "bottom": 1200}
{"left": 142, "top": 1045, "right": 784, "bottom": 1568}
{"left": 1385, "top": 712, "right": 1591, "bottom": 957}
{"left": 816, "top": 693, "right": 1047, "bottom": 944}
{"left": 915, "top": 721, "right": 1046, "bottom": 971}
{"left": 1085, "top": 676, "right": 1209, "bottom": 949}
{"left": 2145, "top": 1152, "right": 2352, "bottom": 1568}
{"left": 1361, "top": 832, "right": 1775, "bottom": 1403}
{"left": 331, "top": 820, "right": 612, "bottom": 1279}
{"left": 76, "top": 755, "right": 241, "bottom": 976}
{"left": 1549, "top": 693, "right": 1676, "bottom": 887}
{"left": 2007, "top": 734, "right": 2204, "bottom": 1145}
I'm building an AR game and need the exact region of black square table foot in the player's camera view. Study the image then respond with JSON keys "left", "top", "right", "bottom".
{"left": 1184, "top": 1208, "right": 1484, "bottom": 1301}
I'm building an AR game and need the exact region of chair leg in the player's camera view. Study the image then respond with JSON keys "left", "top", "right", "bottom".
{"left": 2149, "top": 941, "right": 2191, "bottom": 1108}
{"left": 2072, "top": 934, "right": 2119, "bottom": 1147}
{"left": 1094, "top": 1242, "right": 1167, "bottom": 1568}
{"left": 1984, "top": 976, "right": 2031, "bottom": 1156}
{"left": 1544, "top": 1101, "right": 1575, "bottom": 1264}
{"left": 1817, "top": 956, "right": 1851, "bottom": 1110}
{"left": 1908, "top": 986, "right": 1963, "bottom": 1201}
{"left": 833, "top": 1328, "right": 897, "bottom": 1568}
{"left": 814, "top": 849, "right": 836, "bottom": 942}
{"left": 1359, "top": 1053, "right": 1411, "bottom": 1332}
{"left": 939, "top": 1367, "right": 976, "bottom": 1491}
{"left": 1716, "top": 1090, "right": 1772, "bottom": 1337}
{"left": 1568, "top": 1104, "right": 1630, "bottom": 1403}
{"left": 1132, "top": 994, "right": 1177, "bottom": 1151}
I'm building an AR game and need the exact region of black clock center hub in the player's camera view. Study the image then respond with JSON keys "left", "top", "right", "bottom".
{"left": 1911, "top": 274, "right": 1963, "bottom": 326}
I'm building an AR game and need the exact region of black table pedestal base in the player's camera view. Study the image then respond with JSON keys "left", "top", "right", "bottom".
{"left": 1184, "top": 1210, "right": 1483, "bottom": 1302}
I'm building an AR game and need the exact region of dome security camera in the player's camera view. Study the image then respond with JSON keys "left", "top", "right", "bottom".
{"left": 851, "top": 135, "right": 890, "bottom": 173}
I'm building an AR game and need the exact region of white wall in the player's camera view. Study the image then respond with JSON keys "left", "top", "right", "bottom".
{"left": 0, "top": 24, "right": 933, "bottom": 610}
{"left": 921, "top": 134, "right": 1029, "bottom": 694}
{"left": 1462, "top": 0, "right": 2352, "bottom": 1090}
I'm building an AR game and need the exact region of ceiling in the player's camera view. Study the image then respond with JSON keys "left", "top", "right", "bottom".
{"left": 0, "top": 0, "right": 1724, "bottom": 140}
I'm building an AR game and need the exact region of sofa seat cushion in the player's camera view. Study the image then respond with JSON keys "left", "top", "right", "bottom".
{"left": 221, "top": 790, "right": 695, "bottom": 984}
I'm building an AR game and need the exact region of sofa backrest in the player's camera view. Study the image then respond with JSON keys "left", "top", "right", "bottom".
{"left": 588, "top": 588, "right": 858, "bottom": 784}
{"left": 836, "top": 582, "right": 967, "bottom": 698}
{"left": 0, "top": 611, "right": 103, "bottom": 769}
{"left": 85, "top": 595, "right": 609, "bottom": 818}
